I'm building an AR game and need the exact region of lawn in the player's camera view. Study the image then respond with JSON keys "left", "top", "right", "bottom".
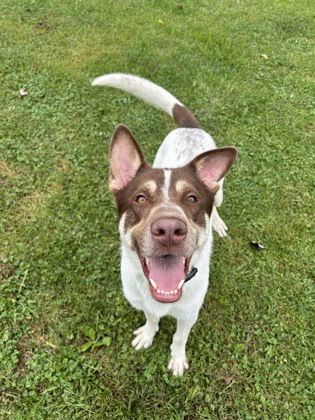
{"left": 0, "top": 0, "right": 314, "bottom": 418}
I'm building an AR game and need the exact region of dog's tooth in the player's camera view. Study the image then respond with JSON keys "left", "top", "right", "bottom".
{"left": 178, "top": 279, "right": 185, "bottom": 289}
{"left": 182, "top": 257, "right": 185, "bottom": 264}
{"left": 149, "top": 278, "right": 157, "bottom": 289}
{"left": 157, "top": 289, "right": 161, "bottom": 294}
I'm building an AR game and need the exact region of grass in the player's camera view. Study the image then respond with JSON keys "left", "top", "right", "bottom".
{"left": 0, "top": 0, "right": 314, "bottom": 418}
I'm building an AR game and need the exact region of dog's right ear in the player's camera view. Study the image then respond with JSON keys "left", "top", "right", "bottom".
{"left": 189, "top": 146, "right": 237, "bottom": 194}
{"left": 109, "top": 124, "right": 146, "bottom": 193}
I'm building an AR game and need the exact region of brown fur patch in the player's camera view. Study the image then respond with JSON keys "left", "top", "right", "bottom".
{"left": 172, "top": 104, "right": 199, "bottom": 128}
{"left": 113, "top": 164, "right": 215, "bottom": 234}
{"left": 168, "top": 167, "right": 214, "bottom": 228}
{"left": 114, "top": 167, "right": 165, "bottom": 227}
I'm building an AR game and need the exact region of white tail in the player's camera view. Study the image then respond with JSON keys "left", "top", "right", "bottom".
{"left": 91, "top": 73, "right": 183, "bottom": 116}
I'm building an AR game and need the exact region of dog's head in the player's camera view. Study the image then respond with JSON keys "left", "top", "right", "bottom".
{"left": 109, "top": 125, "right": 237, "bottom": 303}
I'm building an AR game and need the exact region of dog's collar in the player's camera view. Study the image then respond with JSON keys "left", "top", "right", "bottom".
{"left": 184, "top": 266, "right": 198, "bottom": 283}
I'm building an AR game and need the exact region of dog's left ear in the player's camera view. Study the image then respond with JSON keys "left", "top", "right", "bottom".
{"left": 109, "top": 124, "right": 147, "bottom": 193}
{"left": 190, "top": 147, "right": 237, "bottom": 193}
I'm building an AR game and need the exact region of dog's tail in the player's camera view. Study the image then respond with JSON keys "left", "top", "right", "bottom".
{"left": 91, "top": 73, "right": 199, "bottom": 128}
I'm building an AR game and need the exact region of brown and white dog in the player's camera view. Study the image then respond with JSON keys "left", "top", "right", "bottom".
{"left": 92, "top": 74, "right": 237, "bottom": 375}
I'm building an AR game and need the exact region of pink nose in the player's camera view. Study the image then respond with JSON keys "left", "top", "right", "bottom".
{"left": 150, "top": 218, "right": 187, "bottom": 247}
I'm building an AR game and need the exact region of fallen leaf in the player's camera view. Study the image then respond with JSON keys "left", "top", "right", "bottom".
{"left": 220, "top": 375, "right": 233, "bottom": 385}
{"left": 250, "top": 241, "right": 266, "bottom": 250}
{"left": 44, "top": 341, "right": 58, "bottom": 349}
{"left": 19, "top": 88, "right": 28, "bottom": 97}
{"left": 261, "top": 53, "right": 268, "bottom": 60}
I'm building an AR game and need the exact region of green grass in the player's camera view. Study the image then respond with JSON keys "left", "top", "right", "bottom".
{"left": 0, "top": 0, "right": 314, "bottom": 417}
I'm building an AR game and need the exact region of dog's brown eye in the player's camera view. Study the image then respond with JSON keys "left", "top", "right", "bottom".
{"left": 186, "top": 195, "right": 197, "bottom": 203}
{"left": 135, "top": 194, "right": 146, "bottom": 203}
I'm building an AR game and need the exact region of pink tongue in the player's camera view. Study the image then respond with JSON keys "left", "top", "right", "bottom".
{"left": 147, "top": 256, "right": 185, "bottom": 291}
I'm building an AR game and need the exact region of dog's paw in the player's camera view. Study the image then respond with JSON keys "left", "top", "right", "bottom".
{"left": 213, "top": 219, "right": 228, "bottom": 238}
{"left": 131, "top": 326, "right": 156, "bottom": 351}
{"left": 168, "top": 357, "right": 189, "bottom": 376}
{"left": 212, "top": 208, "right": 228, "bottom": 238}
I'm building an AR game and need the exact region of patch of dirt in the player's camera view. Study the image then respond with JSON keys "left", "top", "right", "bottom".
{"left": 35, "top": 22, "right": 55, "bottom": 31}
{"left": 17, "top": 350, "right": 34, "bottom": 373}
{"left": 0, "top": 161, "right": 16, "bottom": 178}
{"left": 16, "top": 322, "right": 58, "bottom": 375}
{"left": 15, "top": 183, "right": 61, "bottom": 220}
{"left": 0, "top": 260, "right": 15, "bottom": 281}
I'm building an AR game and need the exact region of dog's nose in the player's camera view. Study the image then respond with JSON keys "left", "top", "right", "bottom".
{"left": 151, "top": 218, "right": 187, "bottom": 247}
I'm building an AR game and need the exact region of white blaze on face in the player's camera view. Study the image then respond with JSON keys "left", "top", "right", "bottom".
{"left": 162, "top": 169, "right": 172, "bottom": 201}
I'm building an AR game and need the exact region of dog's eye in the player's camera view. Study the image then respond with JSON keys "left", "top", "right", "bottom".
{"left": 186, "top": 195, "right": 197, "bottom": 203}
{"left": 135, "top": 194, "right": 146, "bottom": 203}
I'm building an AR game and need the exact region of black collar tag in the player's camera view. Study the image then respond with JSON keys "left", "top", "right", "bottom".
{"left": 184, "top": 266, "right": 198, "bottom": 283}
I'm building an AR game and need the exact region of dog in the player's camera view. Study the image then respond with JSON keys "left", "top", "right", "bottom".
{"left": 92, "top": 74, "right": 237, "bottom": 376}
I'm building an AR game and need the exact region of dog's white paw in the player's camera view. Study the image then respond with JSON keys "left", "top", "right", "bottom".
{"left": 131, "top": 325, "right": 157, "bottom": 351}
{"left": 168, "top": 357, "right": 189, "bottom": 376}
{"left": 212, "top": 207, "right": 228, "bottom": 238}
{"left": 213, "top": 218, "right": 228, "bottom": 237}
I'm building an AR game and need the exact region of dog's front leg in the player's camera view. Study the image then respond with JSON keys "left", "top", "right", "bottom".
{"left": 168, "top": 315, "right": 198, "bottom": 376}
{"left": 212, "top": 180, "right": 228, "bottom": 237}
{"left": 132, "top": 312, "right": 160, "bottom": 351}
{"left": 212, "top": 206, "right": 228, "bottom": 237}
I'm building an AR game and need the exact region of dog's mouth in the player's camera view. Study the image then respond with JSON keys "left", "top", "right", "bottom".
{"left": 140, "top": 254, "right": 190, "bottom": 303}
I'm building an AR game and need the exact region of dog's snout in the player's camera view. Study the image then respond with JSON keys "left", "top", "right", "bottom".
{"left": 151, "top": 218, "right": 187, "bottom": 247}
